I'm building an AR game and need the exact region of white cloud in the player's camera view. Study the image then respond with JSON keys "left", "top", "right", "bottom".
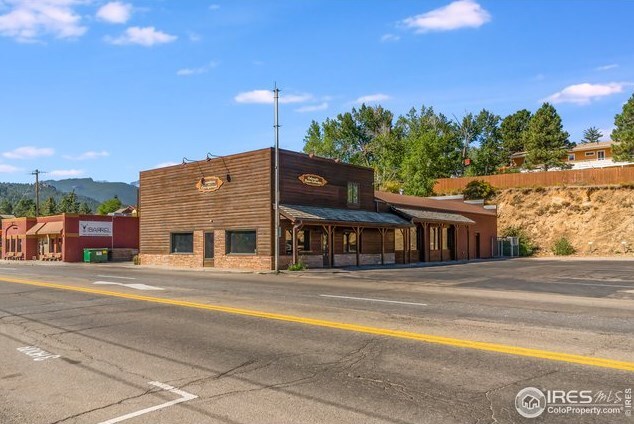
{"left": 63, "top": 150, "right": 109, "bottom": 160}
{"left": 0, "top": 0, "right": 87, "bottom": 42}
{"left": 176, "top": 61, "right": 219, "bottom": 76}
{"left": 596, "top": 64, "right": 618, "bottom": 71}
{"left": 106, "top": 26, "right": 177, "bottom": 46}
{"left": 234, "top": 90, "right": 312, "bottom": 104}
{"left": 355, "top": 94, "right": 391, "bottom": 104}
{"left": 152, "top": 162, "right": 179, "bottom": 169}
{"left": 295, "top": 102, "right": 329, "bottom": 113}
{"left": 545, "top": 82, "right": 626, "bottom": 105}
{"left": 96, "top": 1, "right": 132, "bottom": 24}
{"left": 3, "top": 146, "right": 54, "bottom": 159}
{"left": 0, "top": 164, "right": 21, "bottom": 173}
{"left": 402, "top": 0, "right": 491, "bottom": 33}
{"left": 380, "top": 33, "right": 400, "bottom": 43}
{"left": 49, "top": 169, "right": 83, "bottom": 177}
{"left": 209, "top": 4, "right": 220, "bottom": 11}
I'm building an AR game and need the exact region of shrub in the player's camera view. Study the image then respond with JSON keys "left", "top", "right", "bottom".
{"left": 287, "top": 261, "right": 306, "bottom": 271}
{"left": 552, "top": 237, "right": 575, "bottom": 256}
{"left": 132, "top": 255, "right": 140, "bottom": 265}
{"left": 500, "top": 226, "right": 538, "bottom": 256}
{"left": 463, "top": 180, "right": 497, "bottom": 201}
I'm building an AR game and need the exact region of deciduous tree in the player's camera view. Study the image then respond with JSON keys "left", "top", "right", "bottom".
{"left": 500, "top": 109, "right": 531, "bottom": 160}
{"left": 97, "top": 196, "right": 122, "bottom": 215}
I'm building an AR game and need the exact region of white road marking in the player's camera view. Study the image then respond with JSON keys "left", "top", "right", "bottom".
{"left": 546, "top": 280, "right": 633, "bottom": 289}
{"left": 0, "top": 268, "right": 17, "bottom": 271}
{"left": 17, "top": 346, "right": 60, "bottom": 362}
{"left": 98, "top": 381, "right": 197, "bottom": 424}
{"left": 562, "top": 276, "right": 634, "bottom": 283}
{"left": 93, "top": 281, "right": 164, "bottom": 291}
{"left": 319, "top": 294, "right": 427, "bottom": 306}
{"left": 97, "top": 275, "right": 137, "bottom": 280}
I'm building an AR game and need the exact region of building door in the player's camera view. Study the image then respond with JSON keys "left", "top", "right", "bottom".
{"left": 203, "top": 232, "right": 214, "bottom": 267}
{"left": 597, "top": 150, "right": 605, "bottom": 160}
{"left": 447, "top": 226, "right": 456, "bottom": 260}
{"left": 475, "top": 233, "right": 481, "bottom": 259}
{"left": 322, "top": 231, "right": 330, "bottom": 268}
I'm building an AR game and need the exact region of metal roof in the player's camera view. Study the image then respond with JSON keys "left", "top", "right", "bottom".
{"left": 375, "top": 191, "right": 496, "bottom": 216}
{"left": 279, "top": 204, "right": 411, "bottom": 227}
{"left": 393, "top": 207, "right": 476, "bottom": 225}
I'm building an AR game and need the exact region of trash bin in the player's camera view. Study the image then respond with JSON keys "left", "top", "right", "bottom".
{"left": 83, "top": 248, "right": 109, "bottom": 263}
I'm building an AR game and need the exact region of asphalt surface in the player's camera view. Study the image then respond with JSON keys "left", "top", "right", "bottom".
{"left": 0, "top": 259, "right": 632, "bottom": 423}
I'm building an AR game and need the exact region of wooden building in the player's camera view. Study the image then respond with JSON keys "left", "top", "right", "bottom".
{"left": 1, "top": 214, "right": 138, "bottom": 262}
{"left": 139, "top": 148, "right": 497, "bottom": 270}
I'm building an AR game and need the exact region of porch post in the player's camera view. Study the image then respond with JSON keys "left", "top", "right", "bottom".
{"left": 467, "top": 226, "right": 471, "bottom": 260}
{"left": 439, "top": 225, "right": 444, "bottom": 262}
{"left": 292, "top": 225, "right": 298, "bottom": 265}
{"left": 330, "top": 225, "right": 335, "bottom": 268}
{"left": 355, "top": 227, "right": 360, "bottom": 266}
{"left": 379, "top": 228, "right": 386, "bottom": 265}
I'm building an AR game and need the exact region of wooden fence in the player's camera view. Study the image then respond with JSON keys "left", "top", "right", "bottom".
{"left": 433, "top": 165, "right": 634, "bottom": 193}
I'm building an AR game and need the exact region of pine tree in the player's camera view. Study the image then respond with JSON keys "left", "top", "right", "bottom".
{"left": 612, "top": 93, "right": 634, "bottom": 162}
{"left": 42, "top": 197, "right": 57, "bottom": 216}
{"left": 581, "top": 127, "right": 602, "bottom": 144}
{"left": 58, "top": 191, "right": 80, "bottom": 213}
{"left": 0, "top": 199, "right": 13, "bottom": 215}
{"left": 525, "top": 103, "right": 571, "bottom": 170}
{"left": 79, "top": 202, "right": 92, "bottom": 214}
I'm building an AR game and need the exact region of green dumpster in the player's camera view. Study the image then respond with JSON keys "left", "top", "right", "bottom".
{"left": 83, "top": 248, "right": 109, "bottom": 263}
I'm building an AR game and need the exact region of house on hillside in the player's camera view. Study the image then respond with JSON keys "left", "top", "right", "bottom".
{"left": 510, "top": 141, "right": 633, "bottom": 171}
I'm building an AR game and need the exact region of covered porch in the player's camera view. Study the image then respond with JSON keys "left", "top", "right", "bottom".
{"left": 391, "top": 207, "right": 476, "bottom": 263}
{"left": 279, "top": 204, "right": 412, "bottom": 269}
{"left": 25, "top": 222, "right": 64, "bottom": 261}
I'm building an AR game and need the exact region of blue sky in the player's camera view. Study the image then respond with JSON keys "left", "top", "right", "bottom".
{"left": 0, "top": 0, "right": 632, "bottom": 184}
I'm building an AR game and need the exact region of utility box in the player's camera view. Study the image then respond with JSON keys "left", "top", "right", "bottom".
{"left": 83, "top": 248, "right": 109, "bottom": 263}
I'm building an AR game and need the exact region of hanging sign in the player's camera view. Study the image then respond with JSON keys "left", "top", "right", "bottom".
{"left": 298, "top": 174, "right": 328, "bottom": 187}
{"left": 79, "top": 221, "right": 112, "bottom": 237}
{"left": 196, "top": 176, "right": 223, "bottom": 192}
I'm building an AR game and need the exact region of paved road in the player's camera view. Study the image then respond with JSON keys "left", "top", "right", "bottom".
{"left": 0, "top": 259, "right": 632, "bottom": 423}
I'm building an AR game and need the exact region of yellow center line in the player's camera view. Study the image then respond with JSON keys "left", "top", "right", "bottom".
{"left": 1, "top": 275, "right": 633, "bottom": 373}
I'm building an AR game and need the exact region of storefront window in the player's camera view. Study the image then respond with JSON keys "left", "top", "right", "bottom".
{"left": 344, "top": 231, "right": 357, "bottom": 253}
{"left": 347, "top": 182, "right": 359, "bottom": 206}
{"left": 430, "top": 227, "right": 440, "bottom": 251}
{"left": 285, "top": 230, "right": 310, "bottom": 254}
{"left": 16, "top": 238, "right": 22, "bottom": 253}
{"left": 226, "top": 230, "right": 257, "bottom": 254}
{"left": 171, "top": 232, "right": 194, "bottom": 253}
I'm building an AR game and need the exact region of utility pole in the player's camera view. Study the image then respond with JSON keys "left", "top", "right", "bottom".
{"left": 31, "top": 169, "right": 41, "bottom": 217}
{"left": 274, "top": 85, "right": 280, "bottom": 274}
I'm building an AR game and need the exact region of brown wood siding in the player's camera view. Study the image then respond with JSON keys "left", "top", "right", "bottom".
{"left": 434, "top": 165, "right": 634, "bottom": 194}
{"left": 279, "top": 150, "right": 375, "bottom": 210}
{"left": 139, "top": 149, "right": 273, "bottom": 255}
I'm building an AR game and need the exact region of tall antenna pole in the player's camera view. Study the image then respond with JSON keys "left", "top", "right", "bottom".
{"left": 32, "top": 169, "right": 41, "bottom": 217}
{"left": 274, "top": 85, "right": 280, "bottom": 274}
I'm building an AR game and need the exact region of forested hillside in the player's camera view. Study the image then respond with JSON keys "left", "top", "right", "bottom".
{"left": 44, "top": 178, "right": 138, "bottom": 205}
{"left": 0, "top": 183, "right": 99, "bottom": 216}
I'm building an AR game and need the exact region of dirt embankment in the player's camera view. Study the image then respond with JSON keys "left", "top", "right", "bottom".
{"left": 495, "top": 185, "right": 634, "bottom": 256}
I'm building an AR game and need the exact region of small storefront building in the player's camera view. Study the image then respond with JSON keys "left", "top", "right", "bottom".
{"left": 138, "top": 148, "right": 497, "bottom": 270}
{"left": 2, "top": 214, "right": 139, "bottom": 262}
